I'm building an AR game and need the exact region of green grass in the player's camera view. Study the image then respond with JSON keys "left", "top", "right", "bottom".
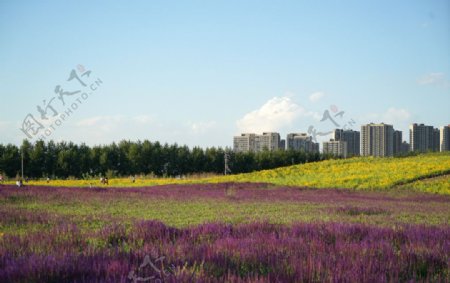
{"left": 1, "top": 186, "right": 448, "bottom": 233}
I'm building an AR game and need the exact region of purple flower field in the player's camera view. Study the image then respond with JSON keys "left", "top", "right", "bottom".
{"left": 0, "top": 183, "right": 449, "bottom": 282}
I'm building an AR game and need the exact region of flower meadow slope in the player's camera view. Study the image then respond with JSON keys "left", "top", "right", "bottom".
{"left": 224, "top": 152, "right": 450, "bottom": 192}
{"left": 0, "top": 183, "right": 449, "bottom": 282}
{"left": 10, "top": 152, "right": 450, "bottom": 194}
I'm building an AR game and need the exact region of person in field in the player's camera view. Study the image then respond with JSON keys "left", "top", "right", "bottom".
{"left": 100, "top": 177, "right": 108, "bottom": 185}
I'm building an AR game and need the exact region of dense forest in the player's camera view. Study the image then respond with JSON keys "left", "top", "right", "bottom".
{"left": 0, "top": 140, "right": 334, "bottom": 179}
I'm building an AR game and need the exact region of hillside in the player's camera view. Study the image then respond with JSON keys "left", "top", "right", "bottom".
{"left": 9, "top": 152, "right": 450, "bottom": 194}
{"left": 220, "top": 152, "right": 450, "bottom": 192}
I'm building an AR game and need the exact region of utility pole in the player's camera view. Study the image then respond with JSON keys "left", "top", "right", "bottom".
{"left": 21, "top": 147, "right": 24, "bottom": 180}
{"left": 224, "top": 151, "right": 231, "bottom": 175}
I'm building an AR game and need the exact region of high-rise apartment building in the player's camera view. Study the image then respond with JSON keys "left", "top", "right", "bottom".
{"left": 361, "top": 123, "right": 394, "bottom": 157}
{"left": 401, "top": 141, "right": 410, "bottom": 154}
{"left": 323, "top": 140, "right": 347, "bottom": 158}
{"left": 255, "top": 132, "right": 281, "bottom": 152}
{"left": 286, "top": 133, "right": 319, "bottom": 153}
{"left": 433, "top": 128, "right": 440, "bottom": 152}
{"left": 409, "top": 123, "right": 440, "bottom": 152}
{"left": 393, "top": 130, "right": 403, "bottom": 156}
{"left": 332, "top": 129, "right": 360, "bottom": 156}
{"left": 233, "top": 132, "right": 281, "bottom": 152}
{"left": 233, "top": 133, "right": 256, "bottom": 152}
{"left": 440, "top": 125, "right": 450, "bottom": 152}
{"left": 279, "top": 139, "right": 286, "bottom": 151}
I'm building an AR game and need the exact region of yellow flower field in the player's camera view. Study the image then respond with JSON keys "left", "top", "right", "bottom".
{"left": 4, "top": 152, "right": 450, "bottom": 194}
{"left": 222, "top": 152, "right": 450, "bottom": 191}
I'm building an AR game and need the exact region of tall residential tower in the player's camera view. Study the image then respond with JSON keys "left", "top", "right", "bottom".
{"left": 332, "top": 129, "right": 360, "bottom": 156}
{"left": 440, "top": 125, "right": 450, "bottom": 152}
{"left": 409, "top": 123, "right": 440, "bottom": 152}
{"left": 393, "top": 130, "right": 403, "bottom": 156}
{"left": 323, "top": 140, "right": 347, "bottom": 158}
{"left": 233, "top": 132, "right": 282, "bottom": 152}
{"left": 361, "top": 123, "right": 394, "bottom": 157}
{"left": 286, "top": 133, "right": 319, "bottom": 153}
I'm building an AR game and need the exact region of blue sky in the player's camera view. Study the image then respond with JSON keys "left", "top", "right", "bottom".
{"left": 0, "top": 0, "right": 449, "bottom": 147}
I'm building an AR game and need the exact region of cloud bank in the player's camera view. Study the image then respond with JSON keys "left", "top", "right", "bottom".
{"left": 236, "top": 96, "right": 320, "bottom": 133}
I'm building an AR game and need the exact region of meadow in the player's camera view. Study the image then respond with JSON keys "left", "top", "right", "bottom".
{"left": 1, "top": 153, "right": 449, "bottom": 282}
{"left": 9, "top": 152, "right": 450, "bottom": 194}
{"left": 224, "top": 152, "right": 450, "bottom": 192}
{"left": 0, "top": 183, "right": 449, "bottom": 282}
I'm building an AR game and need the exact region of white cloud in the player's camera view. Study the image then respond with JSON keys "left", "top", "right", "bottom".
{"left": 364, "top": 107, "right": 411, "bottom": 125}
{"left": 421, "top": 22, "right": 431, "bottom": 29}
{"left": 132, "top": 115, "right": 155, "bottom": 124}
{"left": 75, "top": 117, "right": 118, "bottom": 136}
{"left": 76, "top": 115, "right": 155, "bottom": 128}
{"left": 70, "top": 115, "right": 220, "bottom": 146}
{"left": 417, "top": 72, "right": 449, "bottom": 87}
{"left": 284, "top": 90, "right": 296, "bottom": 98}
{"left": 0, "top": 121, "right": 11, "bottom": 131}
{"left": 382, "top": 108, "right": 411, "bottom": 123}
{"left": 0, "top": 121, "right": 23, "bottom": 144}
{"left": 70, "top": 115, "right": 161, "bottom": 144}
{"left": 75, "top": 115, "right": 126, "bottom": 131}
{"left": 309, "top": 91, "right": 325, "bottom": 102}
{"left": 189, "top": 121, "right": 217, "bottom": 134}
{"left": 1, "top": 115, "right": 225, "bottom": 148}
{"left": 236, "top": 96, "right": 313, "bottom": 133}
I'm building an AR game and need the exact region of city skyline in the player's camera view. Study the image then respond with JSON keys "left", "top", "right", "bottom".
{"left": 0, "top": 1, "right": 449, "bottom": 147}
{"left": 234, "top": 122, "right": 449, "bottom": 155}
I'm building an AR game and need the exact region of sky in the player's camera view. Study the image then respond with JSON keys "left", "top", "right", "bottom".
{"left": 0, "top": 0, "right": 449, "bottom": 148}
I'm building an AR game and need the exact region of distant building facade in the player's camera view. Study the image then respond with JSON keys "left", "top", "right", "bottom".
{"left": 433, "top": 128, "right": 440, "bottom": 152}
{"left": 279, "top": 139, "right": 286, "bottom": 151}
{"left": 255, "top": 132, "right": 281, "bottom": 152}
{"left": 233, "top": 132, "right": 281, "bottom": 152}
{"left": 393, "top": 130, "right": 403, "bottom": 156}
{"left": 409, "top": 123, "right": 440, "bottom": 152}
{"left": 440, "top": 125, "right": 450, "bottom": 152}
{"left": 401, "top": 141, "right": 410, "bottom": 154}
{"left": 361, "top": 123, "right": 394, "bottom": 157}
{"left": 234, "top": 123, "right": 446, "bottom": 156}
{"left": 286, "top": 133, "right": 319, "bottom": 153}
{"left": 332, "top": 129, "right": 360, "bottom": 156}
{"left": 233, "top": 133, "right": 256, "bottom": 152}
{"left": 323, "top": 140, "right": 347, "bottom": 158}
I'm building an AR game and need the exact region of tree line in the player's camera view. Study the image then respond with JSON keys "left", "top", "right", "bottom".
{"left": 0, "top": 140, "right": 333, "bottom": 179}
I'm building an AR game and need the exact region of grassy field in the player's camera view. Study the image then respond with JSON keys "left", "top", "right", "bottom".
{"left": 8, "top": 152, "right": 450, "bottom": 194}
{"left": 1, "top": 183, "right": 449, "bottom": 231}
{"left": 1, "top": 153, "right": 449, "bottom": 281}
{"left": 0, "top": 183, "right": 449, "bottom": 281}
